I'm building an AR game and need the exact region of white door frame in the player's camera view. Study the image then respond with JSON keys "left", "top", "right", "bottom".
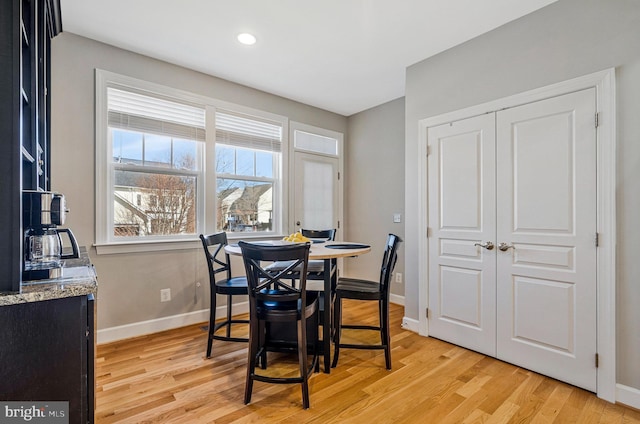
{"left": 288, "top": 121, "right": 344, "bottom": 238}
{"left": 417, "top": 68, "right": 616, "bottom": 402}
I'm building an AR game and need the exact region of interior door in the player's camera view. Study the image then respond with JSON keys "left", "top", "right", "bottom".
{"left": 426, "top": 88, "right": 597, "bottom": 391}
{"left": 293, "top": 151, "right": 339, "bottom": 233}
{"left": 427, "top": 114, "right": 497, "bottom": 356}
{"left": 495, "top": 88, "right": 597, "bottom": 391}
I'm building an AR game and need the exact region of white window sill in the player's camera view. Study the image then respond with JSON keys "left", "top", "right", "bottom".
{"left": 94, "top": 234, "right": 286, "bottom": 255}
{"left": 94, "top": 239, "right": 201, "bottom": 255}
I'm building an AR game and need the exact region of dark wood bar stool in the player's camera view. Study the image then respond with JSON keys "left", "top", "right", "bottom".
{"left": 199, "top": 232, "right": 249, "bottom": 358}
{"left": 331, "top": 234, "right": 402, "bottom": 370}
{"left": 239, "top": 241, "right": 319, "bottom": 409}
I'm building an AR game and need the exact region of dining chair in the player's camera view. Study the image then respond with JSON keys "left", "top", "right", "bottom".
{"left": 331, "top": 233, "right": 402, "bottom": 370}
{"left": 264, "top": 228, "right": 336, "bottom": 278}
{"left": 301, "top": 228, "right": 336, "bottom": 279}
{"left": 239, "top": 241, "right": 319, "bottom": 409}
{"left": 199, "top": 233, "right": 249, "bottom": 358}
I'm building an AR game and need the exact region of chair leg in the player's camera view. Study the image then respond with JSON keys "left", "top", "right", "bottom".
{"left": 297, "top": 318, "right": 310, "bottom": 409}
{"left": 331, "top": 295, "right": 342, "bottom": 368}
{"left": 244, "top": 318, "right": 259, "bottom": 405}
{"left": 226, "top": 295, "right": 233, "bottom": 338}
{"left": 206, "top": 291, "right": 218, "bottom": 358}
{"left": 259, "top": 321, "right": 267, "bottom": 369}
{"left": 381, "top": 300, "right": 391, "bottom": 370}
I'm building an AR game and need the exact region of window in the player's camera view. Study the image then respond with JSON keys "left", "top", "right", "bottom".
{"left": 95, "top": 70, "right": 288, "bottom": 252}
{"left": 215, "top": 111, "right": 281, "bottom": 233}
{"left": 106, "top": 87, "right": 204, "bottom": 240}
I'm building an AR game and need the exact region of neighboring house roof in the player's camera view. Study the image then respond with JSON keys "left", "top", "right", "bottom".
{"left": 219, "top": 184, "right": 272, "bottom": 213}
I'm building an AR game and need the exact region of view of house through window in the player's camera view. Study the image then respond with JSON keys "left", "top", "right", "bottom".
{"left": 97, "top": 71, "right": 289, "bottom": 246}
{"left": 108, "top": 87, "right": 204, "bottom": 238}
{"left": 214, "top": 111, "right": 281, "bottom": 233}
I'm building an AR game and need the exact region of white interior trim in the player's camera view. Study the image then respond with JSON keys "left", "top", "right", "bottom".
{"left": 97, "top": 301, "right": 249, "bottom": 344}
{"left": 389, "top": 293, "right": 404, "bottom": 306}
{"left": 616, "top": 384, "right": 640, "bottom": 410}
{"left": 416, "top": 68, "right": 616, "bottom": 402}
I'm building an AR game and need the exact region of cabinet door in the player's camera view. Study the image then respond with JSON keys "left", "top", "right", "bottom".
{"left": 0, "top": 296, "right": 91, "bottom": 423}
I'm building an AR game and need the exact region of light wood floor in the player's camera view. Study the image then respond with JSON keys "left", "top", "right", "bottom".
{"left": 96, "top": 301, "right": 639, "bottom": 423}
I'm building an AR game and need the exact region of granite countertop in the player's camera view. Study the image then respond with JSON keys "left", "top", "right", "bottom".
{"left": 0, "top": 251, "right": 98, "bottom": 306}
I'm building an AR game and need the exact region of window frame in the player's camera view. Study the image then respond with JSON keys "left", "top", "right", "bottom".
{"left": 95, "top": 69, "right": 288, "bottom": 254}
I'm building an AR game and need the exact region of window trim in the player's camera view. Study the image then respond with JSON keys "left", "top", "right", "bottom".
{"left": 95, "top": 69, "right": 289, "bottom": 254}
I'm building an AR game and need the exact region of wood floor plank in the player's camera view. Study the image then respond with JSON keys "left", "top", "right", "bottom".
{"left": 96, "top": 302, "right": 638, "bottom": 423}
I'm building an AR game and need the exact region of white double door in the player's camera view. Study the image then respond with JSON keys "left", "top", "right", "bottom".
{"left": 427, "top": 88, "right": 597, "bottom": 391}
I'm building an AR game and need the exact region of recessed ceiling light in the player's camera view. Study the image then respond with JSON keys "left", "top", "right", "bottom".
{"left": 237, "top": 33, "right": 257, "bottom": 46}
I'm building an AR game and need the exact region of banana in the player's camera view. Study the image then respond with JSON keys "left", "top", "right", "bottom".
{"left": 282, "top": 232, "right": 311, "bottom": 242}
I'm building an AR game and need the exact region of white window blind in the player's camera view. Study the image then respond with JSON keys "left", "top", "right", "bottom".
{"left": 294, "top": 129, "right": 338, "bottom": 156}
{"left": 108, "top": 87, "right": 205, "bottom": 141}
{"left": 216, "top": 111, "right": 282, "bottom": 152}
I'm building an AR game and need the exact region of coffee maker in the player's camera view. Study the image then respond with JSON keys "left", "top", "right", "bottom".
{"left": 23, "top": 190, "right": 80, "bottom": 281}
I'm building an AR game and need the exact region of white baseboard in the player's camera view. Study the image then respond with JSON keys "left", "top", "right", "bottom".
{"left": 401, "top": 316, "right": 420, "bottom": 333}
{"left": 99, "top": 295, "right": 407, "bottom": 345}
{"left": 390, "top": 293, "right": 404, "bottom": 306}
{"left": 616, "top": 384, "right": 640, "bottom": 410}
{"left": 97, "top": 301, "right": 249, "bottom": 345}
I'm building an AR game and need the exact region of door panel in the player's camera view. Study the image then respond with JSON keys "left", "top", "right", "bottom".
{"left": 496, "top": 88, "right": 597, "bottom": 391}
{"left": 428, "top": 114, "right": 496, "bottom": 356}
{"left": 512, "top": 276, "right": 574, "bottom": 352}
{"left": 293, "top": 151, "right": 338, "bottom": 231}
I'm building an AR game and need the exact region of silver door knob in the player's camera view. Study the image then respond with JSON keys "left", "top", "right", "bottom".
{"left": 474, "top": 241, "right": 494, "bottom": 250}
{"left": 498, "top": 243, "right": 514, "bottom": 251}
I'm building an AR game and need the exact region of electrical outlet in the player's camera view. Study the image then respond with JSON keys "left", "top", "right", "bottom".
{"left": 160, "top": 288, "right": 171, "bottom": 302}
{"left": 395, "top": 272, "right": 402, "bottom": 284}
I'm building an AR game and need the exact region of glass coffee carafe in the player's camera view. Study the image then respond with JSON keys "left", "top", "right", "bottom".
{"left": 28, "top": 229, "right": 64, "bottom": 266}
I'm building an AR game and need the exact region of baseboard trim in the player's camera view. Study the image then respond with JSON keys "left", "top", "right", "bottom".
{"left": 401, "top": 316, "right": 420, "bottom": 333}
{"left": 99, "top": 295, "right": 406, "bottom": 345}
{"left": 390, "top": 293, "right": 405, "bottom": 306}
{"left": 616, "top": 384, "right": 640, "bottom": 410}
{"left": 97, "top": 301, "right": 250, "bottom": 344}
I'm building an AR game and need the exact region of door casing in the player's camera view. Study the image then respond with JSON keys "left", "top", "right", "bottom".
{"left": 417, "top": 68, "right": 616, "bottom": 402}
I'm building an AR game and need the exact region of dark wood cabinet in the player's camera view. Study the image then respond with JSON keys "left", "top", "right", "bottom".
{"left": 0, "top": 295, "right": 95, "bottom": 424}
{"left": 0, "top": 0, "right": 62, "bottom": 292}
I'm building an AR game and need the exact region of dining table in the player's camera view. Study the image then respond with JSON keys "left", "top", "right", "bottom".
{"left": 225, "top": 239, "right": 371, "bottom": 373}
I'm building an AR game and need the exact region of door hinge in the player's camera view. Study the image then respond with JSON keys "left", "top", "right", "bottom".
{"left": 426, "top": 308, "right": 429, "bottom": 319}
{"left": 595, "top": 112, "right": 600, "bottom": 128}
{"left": 426, "top": 227, "right": 431, "bottom": 238}
{"left": 426, "top": 145, "right": 430, "bottom": 156}
{"left": 595, "top": 232, "right": 599, "bottom": 247}
{"left": 595, "top": 353, "right": 599, "bottom": 368}
{"left": 337, "top": 220, "right": 340, "bottom": 229}
{"left": 338, "top": 171, "right": 340, "bottom": 180}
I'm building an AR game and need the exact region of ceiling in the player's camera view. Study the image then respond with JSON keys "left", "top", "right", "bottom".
{"left": 59, "top": 0, "right": 557, "bottom": 116}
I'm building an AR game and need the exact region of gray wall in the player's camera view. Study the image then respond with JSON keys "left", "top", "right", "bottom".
{"left": 50, "top": 32, "right": 348, "bottom": 330}
{"left": 404, "top": 0, "right": 640, "bottom": 389}
{"left": 345, "top": 98, "right": 405, "bottom": 296}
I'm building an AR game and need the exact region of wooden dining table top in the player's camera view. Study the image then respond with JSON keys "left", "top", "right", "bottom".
{"left": 225, "top": 240, "right": 371, "bottom": 259}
